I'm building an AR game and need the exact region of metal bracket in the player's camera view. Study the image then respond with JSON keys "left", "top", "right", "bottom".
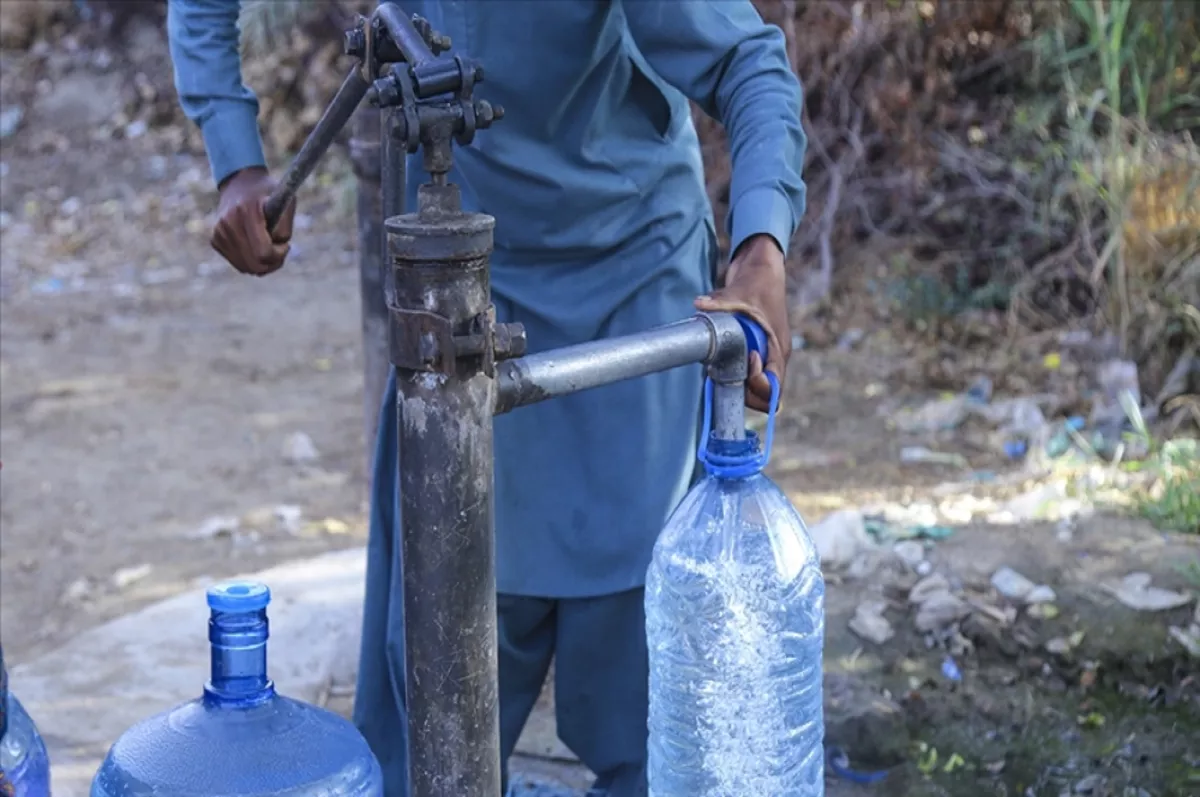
{"left": 390, "top": 305, "right": 527, "bottom": 376}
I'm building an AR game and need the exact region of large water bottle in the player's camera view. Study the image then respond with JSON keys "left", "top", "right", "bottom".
{"left": 646, "top": 318, "right": 826, "bottom": 796}
{"left": 1, "top": 646, "right": 52, "bottom": 797}
{"left": 90, "top": 581, "right": 384, "bottom": 797}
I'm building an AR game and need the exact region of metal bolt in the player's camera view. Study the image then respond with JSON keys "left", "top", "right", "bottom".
{"left": 343, "top": 29, "right": 365, "bottom": 58}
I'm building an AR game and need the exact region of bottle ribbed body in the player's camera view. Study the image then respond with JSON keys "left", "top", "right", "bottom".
{"left": 646, "top": 473, "right": 826, "bottom": 797}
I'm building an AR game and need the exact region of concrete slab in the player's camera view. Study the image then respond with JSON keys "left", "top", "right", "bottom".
{"left": 9, "top": 548, "right": 369, "bottom": 797}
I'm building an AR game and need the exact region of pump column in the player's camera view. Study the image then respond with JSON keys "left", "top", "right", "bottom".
{"left": 386, "top": 181, "right": 502, "bottom": 797}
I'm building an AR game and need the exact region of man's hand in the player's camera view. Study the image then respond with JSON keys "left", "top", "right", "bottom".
{"left": 694, "top": 234, "right": 791, "bottom": 413}
{"left": 211, "top": 167, "right": 296, "bottom": 276}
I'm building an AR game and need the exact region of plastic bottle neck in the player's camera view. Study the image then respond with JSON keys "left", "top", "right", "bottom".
{"left": 702, "top": 431, "right": 766, "bottom": 479}
{"left": 203, "top": 592, "right": 276, "bottom": 708}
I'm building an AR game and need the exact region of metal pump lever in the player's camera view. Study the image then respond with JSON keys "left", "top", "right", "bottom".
{"left": 260, "top": 6, "right": 472, "bottom": 231}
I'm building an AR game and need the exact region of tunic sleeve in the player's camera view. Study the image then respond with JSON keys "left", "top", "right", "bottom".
{"left": 167, "top": 0, "right": 266, "bottom": 187}
{"left": 622, "top": 0, "right": 806, "bottom": 258}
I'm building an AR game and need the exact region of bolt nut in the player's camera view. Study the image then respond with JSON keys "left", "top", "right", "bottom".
{"left": 343, "top": 29, "right": 365, "bottom": 57}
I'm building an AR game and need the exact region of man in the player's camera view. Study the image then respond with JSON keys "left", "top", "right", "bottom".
{"left": 167, "top": 1, "right": 805, "bottom": 795}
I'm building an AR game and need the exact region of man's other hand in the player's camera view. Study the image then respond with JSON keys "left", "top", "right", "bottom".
{"left": 694, "top": 234, "right": 791, "bottom": 413}
{"left": 211, "top": 167, "right": 296, "bottom": 276}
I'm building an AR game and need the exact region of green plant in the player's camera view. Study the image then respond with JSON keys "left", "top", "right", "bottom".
{"left": 1137, "top": 438, "right": 1200, "bottom": 533}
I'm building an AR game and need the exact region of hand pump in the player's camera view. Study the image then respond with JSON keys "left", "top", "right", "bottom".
{"left": 263, "top": 8, "right": 761, "bottom": 795}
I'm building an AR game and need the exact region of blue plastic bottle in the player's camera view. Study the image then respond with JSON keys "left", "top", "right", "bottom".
{"left": 1, "top": 646, "right": 52, "bottom": 797}
{"left": 90, "top": 582, "right": 384, "bottom": 797}
{"left": 646, "top": 318, "right": 826, "bottom": 796}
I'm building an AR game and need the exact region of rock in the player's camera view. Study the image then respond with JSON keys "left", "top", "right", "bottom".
{"left": 1101, "top": 572, "right": 1192, "bottom": 612}
{"left": 1045, "top": 637, "right": 1073, "bottom": 655}
{"left": 991, "top": 567, "right": 1037, "bottom": 601}
{"left": 914, "top": 591, "right": 972, "bottom": 632}
{"left": 892, "top": 396, "right": 969, "bottom": 434}
{"left": 849, "top": 601, "right": 894, "bottom": 645}
{"left": 283, "top": 431, "right": 320, "bottom": 464}
{"left": 61, "top": 577, "right": 92, "bottom": 605}
{"left": 893, "top": 540, "right": 925, "bottom": 568}
{"left": 808, "top": 509, "right": 873, "bottom": 569}
{"left": 824, "top": 674, "right": 910, "bottom": 768}
{"left": 1073, "top": 774, "right": 1107, "bottom": 794}
{"left": 111, "top": 564, "right": 152, "bottom": 590}
{"left": 909, "top": 573, "right": 951, "bottom": 605}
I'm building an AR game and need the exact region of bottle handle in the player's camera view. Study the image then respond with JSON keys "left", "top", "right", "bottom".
{"left": 697, "top": 315, "right": 781, "bottom": 468}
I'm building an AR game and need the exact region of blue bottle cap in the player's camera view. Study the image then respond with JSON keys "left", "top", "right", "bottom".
{"left": 206, "top": 581, "right": 271, "bottom": 613}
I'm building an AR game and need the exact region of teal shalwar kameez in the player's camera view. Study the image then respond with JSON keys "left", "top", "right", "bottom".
{"left": 167, "top": 1, "right": 806, "bottom": 794}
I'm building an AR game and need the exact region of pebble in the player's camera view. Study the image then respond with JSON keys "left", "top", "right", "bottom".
{"left": 282, "top": 431, "right": 321, "bottom": 464}
{"left": 111, "top": 563, "right": 152, "bottom": 590}
{"left": 0, "top": 105, "right": 23, "bottom": 139}
{"left": 62, "top": 577, "right": 92, "bottom": 605}
{"left": 893, "top": 540, "right": 925, "bottom": 568}
{"left": 914, "top": 591, "right": 972, "bottom": 632}
{"left": 909, "top": 573, "right": 951, "bottom": 605}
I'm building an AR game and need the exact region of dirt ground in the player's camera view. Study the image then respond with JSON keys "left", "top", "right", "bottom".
{"left": 1, "top": 38, "right": 1198, "bottom": 797}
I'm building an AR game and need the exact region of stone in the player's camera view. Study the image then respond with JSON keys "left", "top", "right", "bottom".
{"left": 893, "top": 540, "right": 925, "bottom": 568}
{"left": 1026, "top": 585, "right": 1057, "bottom": 604}
{"left": 914, "top": 591, "right": 972, "bottom": 632}
{"left": 282, "top": 431, "right": 320, "bottom": 464}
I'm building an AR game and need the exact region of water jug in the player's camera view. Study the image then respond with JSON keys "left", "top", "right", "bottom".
{"left": 90, "top": 581, "right": 384, "bottom": 796}
{"left": 1, "top": 647, "right": 52, "bottom": 797}
{"left": 646, "top": 318, "right": 826, "bottom": 796}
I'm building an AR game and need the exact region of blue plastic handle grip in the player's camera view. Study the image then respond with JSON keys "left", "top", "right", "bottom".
{"left": 735, "top": 315, "right": 769, "bottom": 363}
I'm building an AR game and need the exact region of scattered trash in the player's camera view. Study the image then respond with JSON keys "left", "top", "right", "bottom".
{"left": 900, "top": 446, "right": 968, "bottom": 468}
{"left": 1003, "top": 440, "right": 1027, "bottom": 460}
{"left": 836, "top": 328, "right": 865, "bottom": 351}
{"left": 965, "top": 376, "right": 993, "bottom": 404}
{"left": 1101, "top": 572, "right": 1192, "bottom": 612}
{"left": 282, "top": 431, "right": 320, "bottom": 464}
{"left": 311, "top": 517, "right": 352, "bottom": 535}
{"left": 31, "top": 277, "right": 64, "bottom": 295}
{"left": 188, "top": 515, "right": 241, "bottom": 540}
{"left": 1026, "top": 585, "right": 1057, "bottom": 604}
{"left": 849, "top": 601, "right": 894, "bottom": 645}
{"left": 892, "top": 396, "right": 968, "bottom": 434}
{"left": 111, "top": 563, "right": 152, "bottom": 590}
{"left": 0, "top": 105, "right": 23, "bottom": 139}
{"left": 940, "top": 655, "right": 962, "bottom": 682}
{"left": 1046, "top": 631, "right": 1084, "bottom": 655}
{"left": 990, "top": 567, "right": 1037, "bottom": 601}
{"left": 1073, "top": 774, "right": 1107, "bottom": 793}
{"left": 1042, "top": 352, "right": 1062, "bottom": 370}
{"left": 1168, "top": 604, "right": 1200, "bottom": 657}
{"left": 893, "top": 540, "right": 925, "bottom": 568}
{"left": 809, "top": 509, "right": 874, "bottom": 569}
{"left": 864, "top": 514, "right": 955, "bottom": 545}
{"left": 273, "top": 504, "right": 304, "bottom": 536}
{"left": 826, "top": 746, "right": 892, "bottom": 785}
{"left": 1027, "top": 602, "right": 1060, "bottom": 620}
